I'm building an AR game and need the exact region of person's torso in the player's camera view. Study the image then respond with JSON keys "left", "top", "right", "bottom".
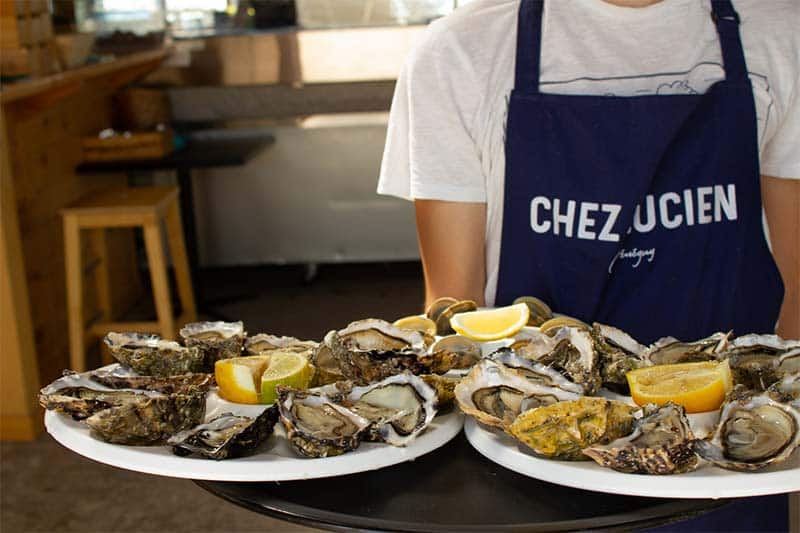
{"left": 435, "top": 0, "right": 798, "bottom": 305}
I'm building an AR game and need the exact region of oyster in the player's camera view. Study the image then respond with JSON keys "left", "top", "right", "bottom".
{"left": 590, "top": 323, "right": 647, "bottom": 393}
{"left": 40, "top": 369, "right": 207, "bottom": 444}
{"left": 85, "top": 392, "right": 206, "bottom": 445}
{"left": 583, "top": 403, "right": 698, "bottom": 474}
{"left": 507, "top": 397, "right": 637, "bottom": 460}
{"left": 278, "top": 388, "right": 370, "bottom": 458}
{"left": 89, "top": 368, "right": 214, "bottom": 394}
{"left": 508, "top": 330, "right": 559, "bottom": 360}
{"left": 536, "top": 327, "right": 601, "bottom": 394}
{"left": 512, "top": 296, "right": 553, "bottom": 326}
{"left": 725, "top": 341, "right": 800, "bottom": 391}
{"left": 693, "top": 390, "right": 800, "bottom": 471}
{"left": 768, "top": 373, "right": 800, "bottom": 407}
{"left": 244, "top": 333, "right": 317, "bottom": 355}
{"left": 420, "top": 374, "right": 460, "bottom": 408}
{"left": 645, "top": 332, "right": 731, "bottom": 366}
{"left": 308, "top": 340, "right": 345, "bottom": 386}
{"left": 180, "top": 321, "right": 245, "bottom": 369}
{"left": 325, "top": 319, "right": 445, "bottom": 384}
{"left": 339, "top": 373, "right": 438, "bottom": 446}
{"left": 169, "top": 406, "right": 279, "bottom": 460}
{"left": 104, "top": 333, "right": 205, "bottom": 376}
{"left": 454, "top": 359, "right": 582, "bottom": 428}
{"left": 425, "top": 335, "right": 481, "bottom": 371}
{"left": 488, "top": 349, "right": 584, "bottom": 395}
{"left": 429, "top": 299, "right": 478, "bottom": 336}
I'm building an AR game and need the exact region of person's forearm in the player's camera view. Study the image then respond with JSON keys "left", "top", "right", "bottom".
{"left": 762, "top": 175, "right": 800, "bottom": 339}
{"left": 414, "top": 199, "right": 487, "bottom": 309}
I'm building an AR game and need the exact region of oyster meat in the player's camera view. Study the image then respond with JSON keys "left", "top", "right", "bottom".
{"left": 693, "top": 390, "right": 800, "bottom": 471}
{"left": 454, "top": 359, "right": 582, "bottom": 428}
{"left": 169, "top": 406, "right": 279, "bottom": 460}
{"left": 104, "top": 333, "right": 205, "bottom": 376}
{"left": 583, "top": 403, "right": 698, "bottom": 474}
{"left": 180, "top": 321, "right": 245, "bottom": 369}
{"left": 507, "top": 397, "right": 637, "bottom": 460}
{"left": 278, "top": 388, "right": 370, "bottom": 458}
{"left": 340, "top": 373, "right": 438, "bottom": 446}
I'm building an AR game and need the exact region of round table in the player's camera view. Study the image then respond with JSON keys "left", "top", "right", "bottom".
{"left": 194, "top": 433, "right": 728, "bottom": 532}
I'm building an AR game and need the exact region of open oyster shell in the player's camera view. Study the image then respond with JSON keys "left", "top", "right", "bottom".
{"left": 591, "top": 323, "right": 648, "bottom": 393}
{"left": 455, "top": 359, "right": 582, "bottom": 428}
{"left": 583, "top": 403, "right": 698, "bottom": 474}
{"left": 277, "top": 388, "right": 370, "bottom": 458}
{"left": 89, "top": 367, "right": 214, "bottom": 394}
{"left": 169, "top": 406, "right": 279, "bottom": 460}
{"left": 180, "top": 321, "right": 245, "bottom": 369}
{"left": 244, "top": 334, "right": 317, "bottom": 356}
{"left": 104, "top": 333, "right": 205, "bottom": 377}
{"left": 644, "top": 332, "right": 731, "bottom": 366}
{"left": 507, "top": 397, "right": 637, "bottom": 461}
{"left": 536, "top": 327, "right": 601, "bottom": 395}
{"left": 692, "top": 390, "right": 800, "bottom": 471}
{"left": 340, "top": 373, "right": 438, "bottom": 446}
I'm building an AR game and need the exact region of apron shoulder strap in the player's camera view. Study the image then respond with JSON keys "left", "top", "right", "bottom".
{"left": 710, "top": 0, "right": 749, "bottom": 84}
{"left": 514, "top": 0, "right": 544, "bottom": 92}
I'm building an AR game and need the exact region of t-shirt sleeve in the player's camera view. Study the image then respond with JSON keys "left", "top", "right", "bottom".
{"left": 377, "top": 20, "right": 487, "bottom": 202}
{"left": 761, "top": 71, "right": 800, "bottom": 180}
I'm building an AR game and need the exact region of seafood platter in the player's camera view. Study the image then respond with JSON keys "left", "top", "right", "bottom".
{"left": 40, "top": 296, "right": 800, "bottom": 496}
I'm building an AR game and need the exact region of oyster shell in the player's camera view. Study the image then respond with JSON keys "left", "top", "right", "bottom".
{"left": 431, "top": 300, "right": 478, "bottom": 336}
{"left": 180, "top": 321, "right": 245, "bottom": 369}
{"left": 244, "top": 334, "right": 317, "bottom": 355}
{"left": 488, "top": 349, "right": 584, "bottom": 395}
{"left": 104, "top": 333, "right": 205, "bottom": 376}
{"left": 85, "top": 392, "right": 206, "bottom": 445}
{"left": 591, "top": 323, "right": 647, "bottom": 393}
{"left": 645, "top": 332, "right": 731, "bottom": 366}
{"left": 768, "top": 373, "right": 800, "bottom": 407}
{"left": 169, "top": 406, "right": 279, "bottom": 460}
{"left": 425, "top": 335, "right": 481, "bottom": 371}
{"left": 507, "top": 397, "right": 637, "bottom": 461}
{"left": 340, "top": 373, "right": 438, "bottom": 446}
{"left": 308, "top": 339, "right": 345, "bottom": 386}
{"left": 420, "top": 374, "right": 460, "bottom": 408}
{"left": 40, "top": 369, "right": 207, "bottom": 444}
{"left": 508, "top": 330, "right": 559, "bottom": 360}
{"left": 454, "top": 359, "right": 582, "bottom": 428}
{"left": 536, "top": 327, "right": 601, "bottom": 395}
{"left": 693, "top": 390, "right": 800, "bottom": 471}
{"left": 512, "top": 296, "right": 553, "bottom": 326}
{"left": 725, "top": 341, "right": 800, "bottom": 391}
{"left": 277, "top": 388, "right": 370, "bottom": 458}
{"left": 583, "top": 403, "right": 698, "bottom": 474}
{"left": 89, "top": 368, "right": 214, "bottom": 394}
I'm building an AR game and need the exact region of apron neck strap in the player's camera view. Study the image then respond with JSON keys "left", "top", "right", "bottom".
{"left": 711, "top": 0, "right": 748, "bottom": 83}
{"left": 514, "top": 0, "right": 749, "bottom": 92}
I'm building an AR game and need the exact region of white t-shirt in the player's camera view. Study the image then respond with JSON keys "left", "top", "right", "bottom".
{"left": 377, "top": 0, "right": 800, "bottom": 306}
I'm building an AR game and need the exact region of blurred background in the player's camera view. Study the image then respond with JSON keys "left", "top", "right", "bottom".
{"left": 0, "top": 1, "right": 474, "bottom": 531}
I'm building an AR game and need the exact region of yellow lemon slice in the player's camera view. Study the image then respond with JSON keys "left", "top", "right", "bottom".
{"left": 215, "top": 355, "right": 271, "bottom": 404}
{"left": 260, "top": 351, "right": 313, "bottom": 405}
{"left": 449, "top": 303, "right": 530, "bottom": 341}
{"left": 626, "top": 360, "right": 733, "bottom": 413}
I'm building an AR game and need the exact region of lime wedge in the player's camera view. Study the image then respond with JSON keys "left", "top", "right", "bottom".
{"left": 260, "top": 352, "right": 312, "bottom": 404}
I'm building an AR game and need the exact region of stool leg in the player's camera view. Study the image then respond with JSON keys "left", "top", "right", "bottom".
{"left": 89, "top": 229, "right": 113, "bottom": 365}
{"left": 164, "top": 199, "right": 196, "bottom": 324}
{"left": 63, "top": 217, "right": 86, "bottom": 372}
{"left": 143, "top": 222, "right": 176, "bottom": 340}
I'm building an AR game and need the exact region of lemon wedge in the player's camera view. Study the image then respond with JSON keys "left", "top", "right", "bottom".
{"left": 626, "top": 360, "right": 733, "bottom": 413}
{"left": 215, "top": 355, "right": 270, "bottom": 404}
{"left": 449, "top": 303, "right": 530, "bottom": 341}
{"left": 260, "top": 351, "right": 313, "bottom": 404}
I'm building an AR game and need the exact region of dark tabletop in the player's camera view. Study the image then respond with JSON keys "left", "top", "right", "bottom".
{"left": 194, "top": 432, "right": 727, "bottom": 533}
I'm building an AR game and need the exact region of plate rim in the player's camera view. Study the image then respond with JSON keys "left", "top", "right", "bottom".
{"left": 463, "top": 417, "right": 800, "bottom": 499}
{"left": 44, "top": 408, "right": 464, "bottom": 482}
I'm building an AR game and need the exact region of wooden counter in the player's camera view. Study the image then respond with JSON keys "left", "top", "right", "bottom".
{"left": 0, "top": 50, "right": 167, "bottom": 441}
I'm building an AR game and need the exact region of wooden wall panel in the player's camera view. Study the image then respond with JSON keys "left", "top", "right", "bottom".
{"left": 6, "top": 83, "right": 140, "bottom": 387}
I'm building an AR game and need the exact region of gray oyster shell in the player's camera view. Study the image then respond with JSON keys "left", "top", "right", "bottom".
{"left": 169, "top": 406, "right": 279, "bottom": 460}
{"left": 104, "top": 332, "right": 205, "bottom": 376}
{"left": 536, "top": 327, "right": 601, "bottom": 395}
{"left": 724, "top": 339, "right": 800, "bottom": 391}
{"left": 591, "top": 323, "right": 648, "bottom": 393}
{"left": 40, "top": 368, "right": 207, "bottom": 444}
{"left": 583, "top": 403, "right": 698, "bottom": 475}
{"left": 180, "top": 321, "right": 245, "bottom": 369}
{"left": 426, "top": 335, "right": 481, "bottom": 371}
{"left": 340, "top": 373, "right": 438, "bottom": 446}
{"left": 454, "top": 359, "right": 582, "bottom": 428}
{"left": 244, "top": 333, "right": 317, "bottom": 355}
{"left": 487, "top": 349, "right": 584, "bottom": 395}
{"left": 85, "top": 392, "right": 206, "bottom": 445}
{"left": 89, "top": 368, "right": 214, "bottom": 394}
{"left": 277, "top": 388, "right": 370, "bottom": 458}
{"left": 644, "top": 332, "right": 731, "bottom": 366}
{"left": 693, "top": 390, "right": 800, "bottom": 471}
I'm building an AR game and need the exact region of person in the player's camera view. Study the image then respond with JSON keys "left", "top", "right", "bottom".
{"left": 377, "top": 0, "right": 799, "bottom": 530}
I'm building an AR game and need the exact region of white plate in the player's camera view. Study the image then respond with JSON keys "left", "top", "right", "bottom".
{"left": 464, "top": 417, "right": 800, "bottom": 499}
{"left": 45, "top": 391, "right": 464, "bottom": 482}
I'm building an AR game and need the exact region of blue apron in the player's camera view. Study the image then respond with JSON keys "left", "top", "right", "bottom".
{"left": 496, "top": 0, "right": 787, "bottom": 529}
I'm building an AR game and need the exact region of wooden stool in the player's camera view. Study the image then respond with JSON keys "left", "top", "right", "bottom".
{"left": 61, "top": 186, "right": 197, "bottom": 371}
